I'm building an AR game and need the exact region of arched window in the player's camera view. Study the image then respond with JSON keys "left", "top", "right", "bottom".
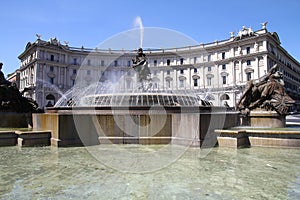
{"left": 46, "top": 94, "right": 55, "bottom": 106}
{"left": 167, "top": 59, "right": 170, "bottom": 66}
{"left": 220, "top": 94, "right": 230, "bottom": 100}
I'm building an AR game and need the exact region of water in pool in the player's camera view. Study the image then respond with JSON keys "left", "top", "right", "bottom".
{"left": 0, "top": 145, "right": 299, "bottom": 199}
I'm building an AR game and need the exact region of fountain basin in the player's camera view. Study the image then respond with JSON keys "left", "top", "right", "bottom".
{"left": 33, "top": 106, "right": 238, "bottom": 147}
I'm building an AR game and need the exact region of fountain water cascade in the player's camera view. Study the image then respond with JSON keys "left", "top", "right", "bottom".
{"left": 134, "top": 16, "right": 144, "bottom": 48}
{"left": 54, "top": 82, "right": 204, "bottom": 107}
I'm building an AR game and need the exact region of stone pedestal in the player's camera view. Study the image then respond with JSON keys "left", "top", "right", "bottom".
{"left": 250, "top": 110, "right": 285, "bottom": 128}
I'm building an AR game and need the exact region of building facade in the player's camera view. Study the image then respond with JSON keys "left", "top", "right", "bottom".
{"left": 16, "top": 23, "right": 300, "bottom": 109}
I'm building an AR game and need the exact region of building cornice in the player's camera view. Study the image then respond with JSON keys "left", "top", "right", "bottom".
{"left": 18, "top": 27, "right": 277, "bottom": 59}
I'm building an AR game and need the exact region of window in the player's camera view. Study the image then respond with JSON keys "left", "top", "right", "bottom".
{"left": 180, "top": 69, "right": 184, "bottom": 74}
{"left": 208, "top": 66, "right": 212, "bottom": 72}
{"left": 246, "top": 47, "right": 250, "bottom": 54}
{"left": 50, "top": 66, "right": 54, "bottom": 72}
{"left": 50, "top": 55, "right": 54, "bottom": 61}
{"left": 194, "top": 57, "right": 197, "bottom": 64}
{"left": 154, "top": 83, "right": 158, "bottom": 89}
{"left": 126, "top": 80, "right": 131, "bottom": 89}
{"left": 167, "top": 59, "right": 170, "bottom": 66}
{"left": 222, "top": 52, "right": 225, "bottom": 59}
{"left": 154, "top": 60, "right": 157, "bottom": 66}
{"left": 101, "top": 60, "right": 105, "bottom": 66}
{"left": 166, "top": 70, "right": 170, "bottom": 75}
{"left": 208, "top": 55, "right": 211, "bottom": 62}
{"left": 193, "top": 79, "right": 198, "bottom": 87}
{"left": 87, "top": 60, "right": 91, "bottom": 66}
{"left": 114, "top": 60, "right": 118, "bottom": 67}
{"left": 87, "top": 70, "right": 91, "bottom": 75}
{"left": 73, "top": 58, "right": 77, "bottom": 65}
{"left": 194, "top": 68, "right": 198, "bottom": 73}
{"left": 166, "top": 80, "right": 171, "bottom": 88}
{"left": 247, "top": 60, "right": 251, "bottom": 66}
{"left": 73, "top": 69, "right": 77, "bottom": 75}
{"left": 179, "top": 80, "right": 184, "bottom": 87}
{"left": 154, "top": 70, "right": 157, "bottom": 76}
{"left": 72, "top": 80, "right": 75, "bottom": 86}
{"left": 180, "top": 58, "right": 184, "bottom": 65}
{"left": 50, "top": 77, "right": 54, "bottom": 84}
{"left": 127, "top": 60, "right": 131, "bottom": 67}
{"left": 247, "top": 72, "right": 252, "bottom": 81}
{"left": 207, "top": 77, "right": 212, "bottom": 86}
{"left": 222, "top": 64, "right": 226, "bottom": 70}
{"left": 222, "top": 76, "right": 227, "bottom": 84}
{"left": 46, "top": 94, "right": 55, "bottom": 106}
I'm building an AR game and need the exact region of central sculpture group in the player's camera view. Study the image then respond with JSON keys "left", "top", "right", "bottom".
{"left": 132, "top": 48, "right": 152, "bottom": 91}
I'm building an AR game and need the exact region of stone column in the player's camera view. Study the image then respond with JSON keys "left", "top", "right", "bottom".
{"left": 231, "top": 61, "right": 236, "bottom": 87}
{"left": 256, "top": 57, "right": 259, "bottom": 79}
{"left": 239, "top": 60, "right": 243, "bottom": 82}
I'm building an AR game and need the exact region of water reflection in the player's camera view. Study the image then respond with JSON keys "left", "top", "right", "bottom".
{"left": 0, "top": 146, "right": 299, "bottom": 199}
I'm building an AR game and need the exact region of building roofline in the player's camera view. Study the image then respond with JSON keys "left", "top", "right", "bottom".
{"left": 18, "top": 27, "right": 271, "bottom": 57}
{"left": 17, "top": 26, "right": 299, "bottom": 66}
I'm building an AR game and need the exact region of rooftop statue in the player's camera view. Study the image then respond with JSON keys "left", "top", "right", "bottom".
{"left": 237, "top": 26, "right": 257, "bottom": 40}
{"left": 0, "top": 62, "right": 42, "bottom": 113}
{"left": 237, "top": 64, "right": 295, "bottom": 115}
{"left": 132, "top": 48, "right": 152, "bottom": 91}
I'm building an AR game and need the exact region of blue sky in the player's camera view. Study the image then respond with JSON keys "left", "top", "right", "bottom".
{"left": 0, "top": 0, "right": 299, "bottom": 75}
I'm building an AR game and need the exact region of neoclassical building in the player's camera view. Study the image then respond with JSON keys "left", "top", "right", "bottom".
{"left": 16, "top": 23, "right": 300, "bottom": 108}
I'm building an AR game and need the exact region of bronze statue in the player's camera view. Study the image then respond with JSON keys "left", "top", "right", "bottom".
{"left": 132, "top": 48, "right": 152, "bottom": 91}
{"left": 0, "top": 62, "right": 11, "bottom": 86}
{"left": 237, "top": 64, "right": 295, "bottom": 115}
{"left": 0, "top": 62, "right": 42, "bottom": 113}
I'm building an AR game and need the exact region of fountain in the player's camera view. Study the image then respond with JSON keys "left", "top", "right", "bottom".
{"left": 25, "top": 18, "right": 239, "bottom": 148}
{"left": 1, "top": 20, "right": 299, "bottom": 199}
{"left": 33, "top": 46, "right": 237, "bottom": 147}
